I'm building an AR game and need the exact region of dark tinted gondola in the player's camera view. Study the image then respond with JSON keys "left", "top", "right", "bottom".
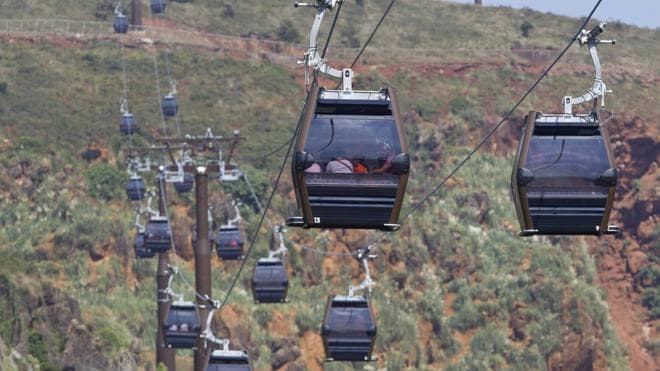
{"left": 125, "top": 176, "right": 146, "bottom": 201}
{"left": 162, "top": 95, "right": 178, "bottom": 117}
{"left": 321, "top": 295, "right": 376, "bottom": 362}
{"left": 174, "top": 172, "right": 194, "bottom": 194}
{"left": 144, "top": 216, "right": 172, "bottom": 252}
{"left": 206, "top": 349, "right": 252, "bottom": 371}
{"left": 113, "top": 13, "right": 129, "bottom": 34}
{"left": 511, "top": 112, "right": 619, "bottom": 236}
{"left": 214, "top": 226, "right": 244, "bottom": 260}
{"left": 288, "top": 86, "right": 409, "bottom": 231}
{"left": 151, "top": 0, "right": 167, "bottom": 14}
{"left": 119, "top": 112, "right": 137, "bottom": 135}
{"left": 163, "top": 301, "right": 201, "bottom": 348}
{"left": 134, "top": 232, "right": 155, "bottom": 258}
{"left": 251, "top": 258, "right": 288, "bottom": 303}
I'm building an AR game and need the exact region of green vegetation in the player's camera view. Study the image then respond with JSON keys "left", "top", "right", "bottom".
{"left": 0, "top": 1, "right": 656, "bottom": 369}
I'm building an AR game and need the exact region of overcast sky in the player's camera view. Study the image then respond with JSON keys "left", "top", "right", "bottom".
{"left": 450, "top": 0, "right": 659, "bottom": 29}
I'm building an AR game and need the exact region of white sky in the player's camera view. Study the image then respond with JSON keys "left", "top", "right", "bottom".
{"left": 450, "top": 0, "right": 659, "bottom": 29}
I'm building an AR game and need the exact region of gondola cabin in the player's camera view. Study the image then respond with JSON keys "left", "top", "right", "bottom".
{"left": 215, "top": 226, "right": 244, "bottom": 260}
{"left": 125, "top": 176, "right": 146, "bottom": 201}
{"left": 163, "top": 301, "right": 201, "bottom": 348}
{"left": 144, "top": 216, "right": 172, "bottom": 252}
{"left": 133, "top": 232, "right": 155, "bottom": 258}
{"left": 119, "top": 113, "right": 137, "bottom": 135}
{"left": 511, "top": 112, "right": 619, "bottom": 236}
{"left": 174, "top": 172, "right": 194, "bottom": 194}
{"left": 150, "top": 0, "right": 167, "bottom": 14}
{"left": 321, "top": 295, "right": 376, "bottom": 362}
{"left": 251, "top": 258, "right": 288, "bottom": 303}
{"left": 162, "top": 94, "right": 178, "bottom": 117}
{"left": 113, "top": 14, "right": 129, "bottom": 34}
{"left": 206, "top": 349, "right": 252, "bottom": 371}
{"left": 288, "top": 86, "right": 409, "bottom": 231}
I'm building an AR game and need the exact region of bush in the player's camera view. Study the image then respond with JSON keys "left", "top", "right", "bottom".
{"left": 520, "top": 21, "right": 534, "bottom": 38}
{"left": 86, "top": 164, "right": 124, "bottom": 201}
{"left": 276, "top": 20, "right": 300, "bottom": 43}
{"left": 449, "top": 96, "right": 482, "bottom": 128}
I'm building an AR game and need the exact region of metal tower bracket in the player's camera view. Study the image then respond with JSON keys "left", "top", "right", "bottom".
{"left": 562, "top": 22, "right": 616, "bottom": 115}
{"left": 295, "top": 0, "right": 352, "bottom": 91}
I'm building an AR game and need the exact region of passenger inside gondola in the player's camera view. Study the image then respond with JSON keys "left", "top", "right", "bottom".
{"left": 304, "top": 117, "right": 402, "bottom": 176}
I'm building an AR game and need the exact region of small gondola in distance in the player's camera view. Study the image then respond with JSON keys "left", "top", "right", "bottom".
{"left": 163, "top": 301, "right": 201, "bottom": 349}
{"left": 511, "top": 110, "right": 619, "bottom": 236}
{"left": 150, "top": 0, "right": 167, "bottom": 14}
{"left": 174, "top": 172, "right": 194, "bottom": 194}
{"left": 288, "top": 85, "right": 410, "bottom": 231}
{"left": 125, "top": 175, "right": 146, "bottom": 202}
{"left": 162, "top": 94, "right": 178, "bottom": 117}
{"left": 215, "top": 225, "right": 244, "bottom": 260}
{"left": 133, "top": 231, "right": 155, "bottom": 258}
{"left": 144, "top": 216, "right": 172, "bottom": 252}
{"left": 206, "top": 349, "right": 252, "bottom": 371}
{"left": 113, "top": 13, "right": 129, "bottom": 34}
{"left": 119, "top": 112, "right": 137, "bottom": 135}
{"left": 321, "top": 294, "right": 377, "bottom": 362}
{"left": 251, "top": 258, "right": 289, "bottom": 303}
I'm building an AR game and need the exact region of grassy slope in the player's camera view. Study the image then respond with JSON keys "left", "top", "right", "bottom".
{"left": 0, "top": 1, "right": 658, "bottom": 369}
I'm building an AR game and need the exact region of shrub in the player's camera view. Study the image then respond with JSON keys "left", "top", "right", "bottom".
{"left": 86, "top": 163, "right": 124, "bottom": 201}
{"left": 276, "top": 20, "right": 300, "bottom": 43}
{"left": 520, "top": 21, "right": 534, "bottom": 37}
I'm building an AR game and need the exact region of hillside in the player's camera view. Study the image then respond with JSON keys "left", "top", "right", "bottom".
{"left": 0, "top": 1, "right": 658, "bottom": 370}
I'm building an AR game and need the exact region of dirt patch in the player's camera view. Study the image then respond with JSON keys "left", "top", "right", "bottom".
{"left": 268, "top": 310, "right": 295, "bottom": 338}
{"left": 298, "top": 331, "right": 324, "bottom": 371}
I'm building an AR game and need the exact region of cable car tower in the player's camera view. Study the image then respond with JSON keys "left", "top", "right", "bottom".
{"left": 511, "top": 22, "right": 620, "bottom": 236}
{"left": 288, "top": 0, "right": 410, "bottom": 231}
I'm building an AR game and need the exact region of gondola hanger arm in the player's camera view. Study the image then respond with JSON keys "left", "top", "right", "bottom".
{"left": 296, "top": 0, "right": 353, "bottom": 91}
{"left": 563, "top": 22, "right": 616, "bottom": 115}
{"left": 348, "top": 247, "right": 376, "bottom": 296}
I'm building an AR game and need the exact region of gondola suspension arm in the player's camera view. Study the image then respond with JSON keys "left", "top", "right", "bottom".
{"left": 348, "top": 247, "right": 376, "bottom": 297}
{"left": 563, "top": 22, "right": 616, "bottom": 115}
{"left": 296, "top": 0, "right": 353, "bottom": 91}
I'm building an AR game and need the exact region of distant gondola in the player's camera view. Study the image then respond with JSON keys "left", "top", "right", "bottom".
{"left": 206, "top": 349, "right": 251, "bottom": 371}
{"left": 144, "top": 216, "right": 172, "bottom": 252}
{"left": 151, "top": 0, "right": 167, "bottom": 14}
{"left": 251, "top": 258, "right": 288, "bottom": 303}
{"left": 174, "top": 172, "right": 194, "bottom": 194}
{"left": 163, "top": 301, "right": 201, "bottom": 348}
{"left": 321, "top": 295, "right": 376, "bottom": 362}
{"left": 215, "top": 225, "right": 244, "bottom": 260}
{"left": 113, "top": 13, "right": 129, "bottom": 34}
{"left": 162, "top": 94, "right": 178, "bottom": 117}
{"left": 125, "top": 175, "right": 146, "bottom": 201}
{"left": 288, "top": 85, "right": 409, "bottom": 231}
{"left": 133, "top": 231, "right": 155, "bottom": 258}
{"left": 119, "top": 112, "right": 137, "bottom": 135}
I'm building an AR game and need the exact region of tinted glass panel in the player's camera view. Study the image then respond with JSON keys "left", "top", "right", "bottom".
{"left": 524, "top": 136, "right": 610, "bottom": 189}
{"left": 304, "top": 115, "right": 401, "bottom": 174}
{"left": 254, "top": 266, "right": 286, "bottom": 282}
{"left": 326, "top": 307, "right": 374, "bottom": 333}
